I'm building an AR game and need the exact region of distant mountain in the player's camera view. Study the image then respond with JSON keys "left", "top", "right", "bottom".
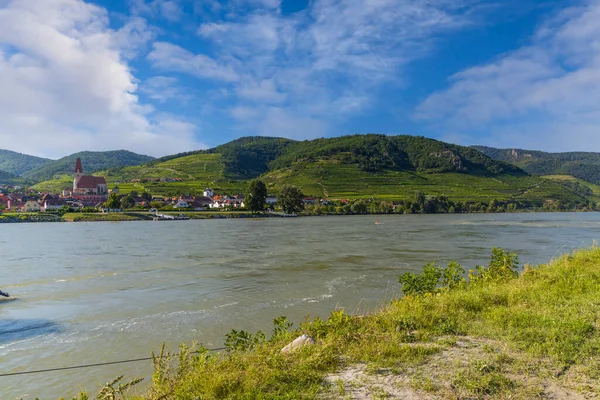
{"left": 0, "top": 149, "right": 51, "bottom": 176}
{"left": 472, "top": 146, "right": 600, "bottom": 185}
{"left": 23, "top": 150, "right": 155, "bottom": 182}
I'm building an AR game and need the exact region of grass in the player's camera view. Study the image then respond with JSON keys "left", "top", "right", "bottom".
{"left": 102, "top": 153, "right": 248, "bottom": 196}
{"left": 69, "top": 246, "right": 600, "bottom": 399}
{"left": 545, "top": 174, "right": 600, "bottom": 199}
{"left": 261, "top": 159, "right": 586, "bottom": 206}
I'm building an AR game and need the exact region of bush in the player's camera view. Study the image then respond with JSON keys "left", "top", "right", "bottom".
{"left": 398, "top": 248, "right": 517, "bottom": 297}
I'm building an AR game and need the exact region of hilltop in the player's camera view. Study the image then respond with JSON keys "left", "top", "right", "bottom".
{"left": 22, "top": 150, "right": 154, "bottom": 183}
{"left": 0, "top": 149, "right": 51, "bottom": 176}
{"left": 472, "top": 146, "right": 600, "bottom": 185}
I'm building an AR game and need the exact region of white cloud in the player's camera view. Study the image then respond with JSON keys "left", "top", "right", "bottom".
{"left": 148, "top": 42, "right": 239, "bottom": 82}
{"left": 130, "top": 0, "right": 183, "bottom": 22}
{"left": 113, "top": 17, "right": 157, "bottom": 59}
{"left": 0, "top": 0, "right": 202, "bottom": 158}
{"left": 140, "top": 76, "right": 192, "bottom": 103}
{"left": 157, "top": 0, "right": 481, "bottom": 140}
{"left": 415, "top": 0, "right": 600, "bottom": 151}
{"left": 235, "top": 79, "right": 286, "bottom": 103}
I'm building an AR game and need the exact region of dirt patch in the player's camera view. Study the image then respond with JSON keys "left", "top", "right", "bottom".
{"left": 325, "top": 363, "right": 432, "bottom": 400}
{"left": 323, "top": 336, "right": 594, "bottom": 399}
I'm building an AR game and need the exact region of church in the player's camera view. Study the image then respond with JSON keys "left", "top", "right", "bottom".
{"left": 73, "top": 158, "right": 108, "bottom": 196}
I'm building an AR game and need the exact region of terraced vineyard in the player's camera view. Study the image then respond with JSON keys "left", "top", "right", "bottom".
{"left": 261, "top": 159, "right": 592, "bottom": 205}
{"left": 28, "top": 135, "right": 598, "bottom": 207}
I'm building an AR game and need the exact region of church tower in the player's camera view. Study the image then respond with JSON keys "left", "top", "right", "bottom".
{"left": 74, "top": 158, "right": 83, "bottom": 191}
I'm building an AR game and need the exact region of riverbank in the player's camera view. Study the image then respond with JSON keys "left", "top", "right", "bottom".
{"left": 71, "top": 246, "right": 600, "bottom": 399}
{"left": 0, "top": 211, "right": 287, "bottom": 223}
{"left": 1, "top": 209, "right": 596, "bottom": 223}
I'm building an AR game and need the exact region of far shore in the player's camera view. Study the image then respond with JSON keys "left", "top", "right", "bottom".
{"left": 0, "top": 209, "right": 596, "bottom": 223}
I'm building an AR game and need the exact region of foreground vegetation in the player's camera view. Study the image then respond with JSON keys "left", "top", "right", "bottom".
{"left": 73, "top": 246, "right": 600, "bottom": 399}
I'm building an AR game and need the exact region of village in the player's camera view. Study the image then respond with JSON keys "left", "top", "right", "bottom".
{"left": 0, "top": 158, "right": 323, "bottom": 214}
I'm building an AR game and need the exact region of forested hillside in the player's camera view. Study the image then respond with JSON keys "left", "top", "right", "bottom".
{"left": 472, "top": 146, "right": 600, "bottom": 185}
{"left": 0, "top": 149, "right": 51, "bottom": 176}
{"left": 0, "top": 169, "right": 24, "bottom": 185}
{"left": 23, "top": 150, "right": 154, "bottom": 182}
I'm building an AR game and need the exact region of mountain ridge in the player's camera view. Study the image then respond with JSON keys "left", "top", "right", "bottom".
{"left": 472, "top": 145, "right": 600, "bottom": 185}
{"left": 21, "top": 150, "right": 155, "bottom": 183}
{"left": 0, "top": 149, "right": 52, "bottom": 176}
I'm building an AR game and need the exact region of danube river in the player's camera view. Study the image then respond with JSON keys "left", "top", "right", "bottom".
{"left": 2, "top": 213, "right": 600, "bottom": 399}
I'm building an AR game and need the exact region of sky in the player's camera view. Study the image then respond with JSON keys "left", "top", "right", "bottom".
{"left": 0, "top": 0, "right": 599, "bottom": 159}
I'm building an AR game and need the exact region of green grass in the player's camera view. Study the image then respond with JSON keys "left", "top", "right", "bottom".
{"left": 31, "top": 174, "right": 72, "bottom": 193}
{"left": 71, "top": 246, "right": 600, "bottom": 399}
{"left": 544, "top": 174, "right": 600, "bottom": 199}
{"left": 261, "top": 159, "right": 585, "bottom": 206}
{"left": 102, "top": 153, "right": 248, "bottom": 195}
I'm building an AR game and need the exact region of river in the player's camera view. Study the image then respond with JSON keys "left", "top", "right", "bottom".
{"left": 1, "top": 213, "right": 600, "bottom": 399}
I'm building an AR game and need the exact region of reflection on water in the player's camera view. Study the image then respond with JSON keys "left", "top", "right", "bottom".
{"left": 1, "top": 212, "right": 600, "bottom": 398}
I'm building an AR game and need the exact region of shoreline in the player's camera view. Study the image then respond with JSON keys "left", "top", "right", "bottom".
{"left": 0, "top": 209, "right": 597, "bottom": 223}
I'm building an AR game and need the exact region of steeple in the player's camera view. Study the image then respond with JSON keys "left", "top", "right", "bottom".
{"left": 75, "top": 158, "right": 83, "bottom": 174}
{"left": 74, "top": 158, "right": 83, "bottom": 191}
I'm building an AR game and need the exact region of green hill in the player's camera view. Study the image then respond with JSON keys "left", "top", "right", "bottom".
{"left": 0, "top": 169, "right": 24, "bottom": 185}
{"left": 24, "top": 150, "right": 154, "bottom": 182}
{"left": 472, "top": 146, "right": 600, "bottom": 185}
{"left": 0, "top": 149, "right": 51, "bottom": 176}
{"left": 83, "top": 135, "right": 592, "bottom": 208}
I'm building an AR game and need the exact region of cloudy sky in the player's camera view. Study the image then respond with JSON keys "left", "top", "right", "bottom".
{"left": 0, "top": 0, "right": 598, "bottom": 158}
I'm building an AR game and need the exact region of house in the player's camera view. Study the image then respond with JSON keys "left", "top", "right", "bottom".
{"left": 302, "top": 197, "right": 316, "bottom": 205}
{"left": 8, "top": 200, "right": 23, "bottom": 211}
{"left": 109, "top": 185, "right": 120, "bottom": 194}
{"left": 73, "top": 158, "right": 108, "bottom": 195}
{"left": 179, "top": 195, "right": 194, "bottom": 205}
{"left": 266, "top": 196, "right": 278, "bottom": 205}
{"left": 130, "top": 197, "right": 147, "bottom": 207}
{"left": 174, "top": 200, "right": 190, "bottom": 208}
{"left": 42, "top": 199, "right": 66, "bottom": 212}
{"left": 203, "top": 188, "right": 214, "bottom": 198}
{"left": 23, "top": 200, "right": 41, "bottom": 212}
{"left": 210, "top": 196, "right": 245, "bottom": 209}
{"left": 194, "top": 196, "right": 213, "bottom": 207}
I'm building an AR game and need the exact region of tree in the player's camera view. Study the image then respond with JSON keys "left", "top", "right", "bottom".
{"left": 279, "top": 185, "right": 304, "bottom": 214}
{"left": 141, "top": 191, "right": 152, "bottom": 201}
{"left": 121, "top": 195, "right": 134, "bottom": 209}
{"left": 245, "top": 179, "right": 267, "bottom": 213}
{"left": 104, "top": 193, "right": 121, "bottom": 210}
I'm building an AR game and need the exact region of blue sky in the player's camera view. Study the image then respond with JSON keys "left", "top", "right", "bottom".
{"left": 1, "top": 0, "right": 599, "bottom": 158}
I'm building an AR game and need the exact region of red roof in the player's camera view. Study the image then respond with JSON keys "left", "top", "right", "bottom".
{"left": 76, "top": 175, "right": 106, "bottom": 188}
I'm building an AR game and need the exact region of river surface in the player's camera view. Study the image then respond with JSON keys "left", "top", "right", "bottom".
{"left": 2, "top": 213, "right": 600, "bottom": 399}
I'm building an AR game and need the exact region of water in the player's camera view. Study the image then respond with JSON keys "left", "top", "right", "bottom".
{"left": 1, "top": 213, "right": 599, "bottom": 399}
